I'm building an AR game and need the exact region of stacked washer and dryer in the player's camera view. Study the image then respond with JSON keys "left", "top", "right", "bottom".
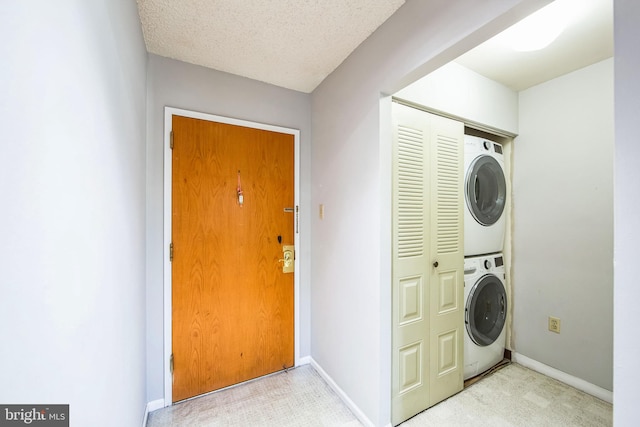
{"left": 463, "top": 135, "right": 509, "bottom": 381}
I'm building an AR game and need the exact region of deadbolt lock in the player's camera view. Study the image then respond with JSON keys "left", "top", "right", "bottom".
{"left": 279, "top": 245, "right": 295, "bottom": 273}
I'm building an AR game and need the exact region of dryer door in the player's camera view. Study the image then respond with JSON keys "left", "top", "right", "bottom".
{"left": 465, "top": 155, "right": 506, "bottom": 226}
{"left": 466, "top": 274, "right": 507, "bottom": 346}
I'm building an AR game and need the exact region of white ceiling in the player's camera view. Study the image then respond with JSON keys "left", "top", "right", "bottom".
{"left": 455, "top": 0, "right": 613, "bottom": 92}
{"left": 136, "top": 0, "right": 613, "bottom": 95}
{"left": 136, "top": 0, "right": 405, "bottom": 93}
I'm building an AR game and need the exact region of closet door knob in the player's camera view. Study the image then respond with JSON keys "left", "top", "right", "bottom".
{"left": 433, "top": 261, "right": 439, "bottom": 268}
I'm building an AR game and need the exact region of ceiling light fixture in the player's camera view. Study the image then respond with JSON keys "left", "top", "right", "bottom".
{"left": 496, "top": 0, "right": 574, "bottom": 52}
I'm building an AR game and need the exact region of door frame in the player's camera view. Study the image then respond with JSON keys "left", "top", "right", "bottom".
{"left": 163, "top": 106, "right": 301, "bottom": 406}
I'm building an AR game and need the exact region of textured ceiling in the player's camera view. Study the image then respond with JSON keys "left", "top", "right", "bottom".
{"left": 455, "top": 0, "right": 613, "bottom": 92}
{"left": 137, "top": 0, "right": 405, "bottom": 93}
{"left": 137, "top": 0, "right": 612, "bottom": 95}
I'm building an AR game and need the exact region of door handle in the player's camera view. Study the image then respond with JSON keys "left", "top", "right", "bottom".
{"left": 279, "top": 251, "right": 292, "bottom": 266}
{"left": 279, "top": 245, "right": 294, "bottom": 273}
{"left": 433, "top": 261, "right": 439, "bottom": 268}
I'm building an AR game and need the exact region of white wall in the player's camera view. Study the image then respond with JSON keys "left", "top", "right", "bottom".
{"left": 145, "top": 54, "right": 312, "bottom": 402}
{"left": 0, "top": 2, "right": 148, "bottom": 426}
{"left": 395, "top": 61, "right": 519, "bottom": 135}
{"left": 310, "top": 1, "right": 547, "bottom": 425}
{"left": 513, "top": 59, "right": 614, "bottom": 391}
{"left": 613, "top": 0, "right": 640, "bottom": 424}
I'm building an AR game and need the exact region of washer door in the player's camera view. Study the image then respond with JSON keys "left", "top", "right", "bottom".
{"left": 466, "top": 274, "right": 507, "bottom": 346}
{"left": 466, "top": 155, "right": 506, "bottom": 226}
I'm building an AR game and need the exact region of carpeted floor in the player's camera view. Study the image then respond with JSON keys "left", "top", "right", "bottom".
{"left": 146, "top": 363, "right": 612, "bottom": 426}
{"left": 404, "top": 363, "right": 612, "bottom": 426}
{"left": 146, "top": 365, "right": 360, "bottom": 427}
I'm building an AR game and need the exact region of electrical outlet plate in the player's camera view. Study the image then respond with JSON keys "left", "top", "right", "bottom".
{"left": 548, "top": 316, "right": 561, "bottom": 333}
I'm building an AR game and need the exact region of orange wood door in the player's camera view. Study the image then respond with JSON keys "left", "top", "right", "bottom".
{"left": 171, "top": 115, "right": 295, "bottom": 402}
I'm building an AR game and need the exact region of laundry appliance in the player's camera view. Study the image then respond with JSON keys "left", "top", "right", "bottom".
{"left": 464, "top": 134, "right": 507, "bottom": 256}
{"left": 464, "top": 252, "right": 507, "bottom": 380}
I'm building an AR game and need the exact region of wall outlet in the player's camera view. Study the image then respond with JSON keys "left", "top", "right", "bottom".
{"left": 548, "top": 316, "right": 561, "bottom": 334}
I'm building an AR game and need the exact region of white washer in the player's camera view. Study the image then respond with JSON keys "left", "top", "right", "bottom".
{"left": 464, "top": 135, "right": 507, "bottom": 256}
{"left": 464, "top": 253, "right": 507, "bottom": 380}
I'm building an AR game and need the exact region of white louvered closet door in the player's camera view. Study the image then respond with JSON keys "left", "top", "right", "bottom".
{"left": 427, "top": 113, "right": 464, "bottom": 405}
{"left": 391, "top": 102, "right": 464, "bottom": 426}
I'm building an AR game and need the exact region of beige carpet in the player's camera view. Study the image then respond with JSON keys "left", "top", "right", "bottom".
{"left": 147, "top": 363, "right": 612, "bottom": 426}
{"left": 403, "top": 363, "right": 612, "bottom": 426}
{"left": 146, "top": 365, "right": 361, "bottom": 427}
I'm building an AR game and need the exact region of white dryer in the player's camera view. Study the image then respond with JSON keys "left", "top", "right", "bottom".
{"left": 464, "top": 253, "right": 507, "bottom": 380}
{"left": 464, "top": 135, "right": 507, "bottom": 256}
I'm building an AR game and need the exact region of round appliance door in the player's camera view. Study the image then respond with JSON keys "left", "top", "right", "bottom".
{"left": 466, "top": 274, "right": 507, "bottom": 346}
{"left": 466, "top": 155, "right": 506, "bottom": 226}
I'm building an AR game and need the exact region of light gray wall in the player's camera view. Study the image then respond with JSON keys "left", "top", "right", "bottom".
{"left": 513, "top": 59, "right": 614, "bottom": 390}
{"left": 145, "top": 54, "right": 312, "bottom": 402}
{"left": 0, "top": 2, "right": 147, "bottom": 426}
{"left": 395, "top": 61, "right": 519, "bottom": 135}
{"left": 613, "top": 0, "right": 640, "bottom": 424}
{"left": 310, "top": 1, "right": 546, "bottom": 425}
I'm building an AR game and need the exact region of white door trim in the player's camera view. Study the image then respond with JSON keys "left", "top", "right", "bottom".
{"left": 163, "top": 106, "right": 302, "bottom": 406}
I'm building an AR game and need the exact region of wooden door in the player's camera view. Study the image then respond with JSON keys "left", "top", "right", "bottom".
{"left": 391, "top": 102, "right": 464, "bottom": 425}
{"left": 171, "top": 115, "right": 295, "bottom": 402}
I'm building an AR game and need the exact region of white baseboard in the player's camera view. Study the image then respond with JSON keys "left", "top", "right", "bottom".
{"left": 298, "top": 355, "right": 312, "bottom": 366}
{"left": 309, "top": 357, "right": 375, "bottom": 427}
{"left": 142, "top": 399, "right": 165, "bottom": 426}
{"left": 512, "top": 353, "right": 613, "bottom": 403}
